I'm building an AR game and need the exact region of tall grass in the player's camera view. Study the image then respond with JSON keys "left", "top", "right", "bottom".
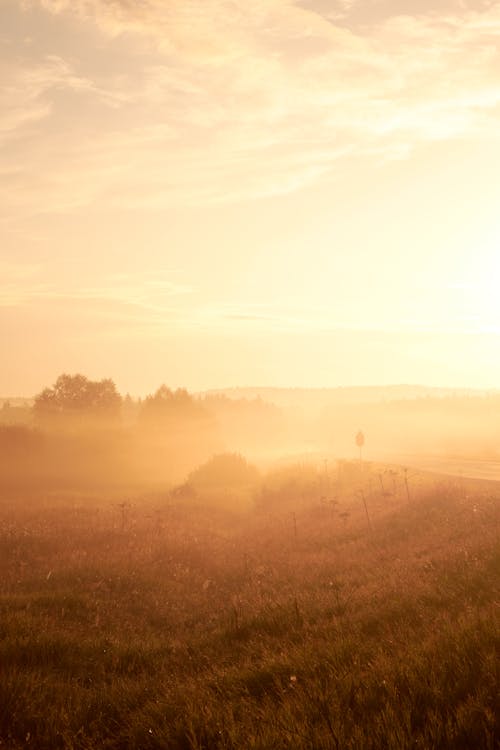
{"left": 0, "top": 478, "right": 498, "bottom": 749}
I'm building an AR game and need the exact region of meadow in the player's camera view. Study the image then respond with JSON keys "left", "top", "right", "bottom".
{"left": 0, "top": 464, "right": 498, "bottom": 749}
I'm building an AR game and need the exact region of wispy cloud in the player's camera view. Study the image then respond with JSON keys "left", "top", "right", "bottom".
{"left": 0, "top": 53, "right": 106, "bottom": 141}
{"left": 0, "top": 263, "right": 192, "bottom": 315}
{"left": 3, "top": 0, "right": 500, "bottom": 215}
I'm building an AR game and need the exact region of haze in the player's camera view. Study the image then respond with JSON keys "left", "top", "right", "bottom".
{"left": 3, "top": 0, "right": 500, "bottom": 395}
{"left": 2, "top": 6, "right": 500, "bottom": 742}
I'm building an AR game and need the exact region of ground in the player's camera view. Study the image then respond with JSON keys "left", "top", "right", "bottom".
{"left": 0, "top": 468, "right": 499, "bottom": 749}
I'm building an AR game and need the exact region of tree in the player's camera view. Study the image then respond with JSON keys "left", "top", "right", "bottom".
{"left": 187, "top": 453, "right": 259, "bottom": 491}
{"left": 139, "top": 385, "right": 207, "bottom": 427}
{"left": 181, "top": 453, "right": 260, "bottom": 509}
{"left": 33, "top": 373, "right": 122, "bottom": 427}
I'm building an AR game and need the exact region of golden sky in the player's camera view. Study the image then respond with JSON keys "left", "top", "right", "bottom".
{"left": 2, "top": 0, "right": 500, "bottom": 395}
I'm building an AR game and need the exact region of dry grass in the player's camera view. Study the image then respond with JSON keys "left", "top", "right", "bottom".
{"left": 0, "top": 473, "right": 499, "bottom": 749}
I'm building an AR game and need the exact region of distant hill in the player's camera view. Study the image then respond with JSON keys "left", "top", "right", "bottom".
{"left": 200, "top": 385, "right": 490, "bottom": 408}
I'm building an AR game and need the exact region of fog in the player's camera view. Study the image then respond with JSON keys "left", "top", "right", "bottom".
{"left": 1, "top": 375, "right": 499, "bottom": 501}
{"left": 2, "top": 374, "right": 499, "bottom": 750}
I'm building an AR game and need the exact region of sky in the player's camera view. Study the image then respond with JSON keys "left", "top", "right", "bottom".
{"left": 2, "top": 0, "right": 500, "bottom": 396}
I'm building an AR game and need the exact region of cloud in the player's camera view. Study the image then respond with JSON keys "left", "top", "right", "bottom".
{"left": 0, "top": 264, "right": 192, "bottom": 318}
{"left": 3, "top": 0, "right": 500, "bottom": 214}
{"left": 33, "top": 0, "right": 312, "bottom": 56}
{"left": 0, "top": 54, "right": 89, "bottom": 140}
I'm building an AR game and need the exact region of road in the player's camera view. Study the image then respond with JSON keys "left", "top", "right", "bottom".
{"left": 382, "top": 454, "right": 500, "bottom": 484}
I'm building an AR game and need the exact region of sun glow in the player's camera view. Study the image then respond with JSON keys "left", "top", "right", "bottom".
{"left": 2, "top": 1, "right": 500, "bottom": 393}
{"left": 452, "top": 235, "right": 500, "bottom": 333}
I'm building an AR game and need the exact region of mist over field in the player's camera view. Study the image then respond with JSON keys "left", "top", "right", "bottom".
{"left": 3, "top": 377, "right": 500, "bottom": 494}
{"left": 3, "top": 0, "right": 500, "bottom": 745}
{"left": 0, "top": 375, "right": 499, "bottom": 749}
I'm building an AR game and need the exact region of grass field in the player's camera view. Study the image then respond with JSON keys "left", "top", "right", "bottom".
{"left": 0, "top": 470, "right": 499, "bottom": 749}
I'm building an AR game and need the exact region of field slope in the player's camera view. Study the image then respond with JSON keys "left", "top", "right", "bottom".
{"left": 1, "top": 478, "right": 499, "bottom": 749}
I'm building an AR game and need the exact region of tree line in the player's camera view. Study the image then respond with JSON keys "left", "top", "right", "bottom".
{"left": 32, "top": 373, "right": 209, "bottom": 429}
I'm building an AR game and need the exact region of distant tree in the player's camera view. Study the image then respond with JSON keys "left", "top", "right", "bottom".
{"left": 33, "top": 373, "right": 122, "bottom": 427}
{"left": 139, "top": 385, "right": 207, "bottom": 427}
{"left": 180, "top": 453, "right": 260, "bottom": 509}
{"left": 121, "top": 393, "right": 140, "bottom": 425}
{"left": 187, "top": 453, "right": 259, "bottom": 491}
{"left": 0, "top": 400, "right": 32, "bottom": 426}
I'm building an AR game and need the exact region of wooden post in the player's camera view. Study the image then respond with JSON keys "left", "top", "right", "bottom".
{"left": 404, "top": 468, "right": 411, "bottom": 503}
{"left": 360, "top": 490, "right": 372, "bottom": 533}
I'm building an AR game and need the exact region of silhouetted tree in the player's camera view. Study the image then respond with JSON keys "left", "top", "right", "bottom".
{"left": 33, "top": 373, "right": 122, "bottom": 427}
{"left": 180, "top": 453, "right": 260, "bottom": 509}
{"left": 187, "top": 453, "right": 259, "bottom": 490}
{"left": 0, "top": 400, "right": 31, "bottom": 426}
{"left": 139, "top": 385, "right": 207, "bottom": 427}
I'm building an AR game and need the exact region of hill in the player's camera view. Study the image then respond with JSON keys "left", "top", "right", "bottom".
{"left": 201, "top": 385, "right": 490, "bottom": 407}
